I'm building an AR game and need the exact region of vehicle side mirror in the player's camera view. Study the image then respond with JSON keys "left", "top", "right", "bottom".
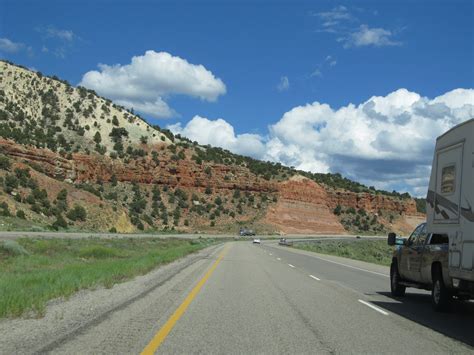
{"left": 387, "top": 232, "right": 396, "bottom": 246}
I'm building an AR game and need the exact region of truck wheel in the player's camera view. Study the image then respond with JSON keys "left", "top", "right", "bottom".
{"left": 431, "top": 268, "right": 451, "bottom": 311}
{"left": 390, "top": 262, "right": 406, "bottom": 297}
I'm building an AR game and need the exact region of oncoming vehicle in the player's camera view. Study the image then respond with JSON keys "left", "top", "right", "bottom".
{"left": 388, "top": 119, "right": 474, "bottom": 311}
{"left": 253, "top": 238, "right": 261, "bottom": 244}
{"left": 278, "top": 238, "right": 293, "bottom": 246}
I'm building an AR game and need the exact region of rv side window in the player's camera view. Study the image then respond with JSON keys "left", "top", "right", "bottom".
{"left": 430, "top": 234, "right": 449, "bottom": 245}
{"left": 440, "top": 165, "right": 456, "bottom": 194}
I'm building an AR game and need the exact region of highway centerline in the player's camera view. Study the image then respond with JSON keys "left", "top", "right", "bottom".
{"left": 141, "top": 245, "right": 230, "bottom": 355}
{"left": 288, "top": 264, "right": 295, "bottom": 268}
{"left": 309, "top": 275, "right": 321, "bottom": 281}
{"left": 277, "top": 258, "right": 281, "bottom": 261}
{"left": 358, "top": 300, "right": 389, "bottom": 316}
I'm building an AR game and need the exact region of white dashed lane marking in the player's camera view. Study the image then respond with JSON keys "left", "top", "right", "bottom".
{"left": 358, "top": 299, "right": 389, "bottom": 316}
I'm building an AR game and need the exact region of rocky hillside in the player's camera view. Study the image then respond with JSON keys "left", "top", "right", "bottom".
{"left": 0, "top": 60, "right": 423, "bottom": 235}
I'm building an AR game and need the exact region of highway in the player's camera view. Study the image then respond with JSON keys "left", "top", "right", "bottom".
{"left": 0, "top": 231, "right": 355, "bottom": 241}
{"left": 1, "top": 241, "right": 473, "bottom": 354}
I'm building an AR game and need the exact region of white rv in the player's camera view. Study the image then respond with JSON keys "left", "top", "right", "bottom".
{"left": 426, "top": 118, "right": 474, "bottom": 294}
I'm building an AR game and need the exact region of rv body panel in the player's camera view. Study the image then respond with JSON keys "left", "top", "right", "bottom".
{"left": 427, "top": 119, "right": 474, "bottom": 283}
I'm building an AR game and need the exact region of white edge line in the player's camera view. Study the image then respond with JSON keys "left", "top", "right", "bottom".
{"left": 358, "top": 299, "right": 389, "bottom": 316}
{"left": 309, "top": 275, "right": 321, "bottom": 281}
{"left": 288, "top": 264, "right": 295, "bottom": 268}
{"left": 310, "top": 255, "right": 389, "bottom": 278}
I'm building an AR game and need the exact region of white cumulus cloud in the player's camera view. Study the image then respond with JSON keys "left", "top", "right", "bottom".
{"left": 80, "top": 50, "right": 226, "bottom": 118}
{"left": 170, "top": 88, "right": 473, "bottom": 196}
{"left": 168, "top": 115, "right": 265, "bottom": 158}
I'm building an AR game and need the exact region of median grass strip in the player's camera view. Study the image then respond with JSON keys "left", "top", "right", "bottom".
{"left": 293, "top": 239, "right": 393, "bottom": 266}
{"left": 0, "top": 237, "right": 215, "bottom": 319}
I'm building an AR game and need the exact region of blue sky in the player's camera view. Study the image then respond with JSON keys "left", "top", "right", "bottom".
{"left": 1, "top": 0, "right": 473, "bottom": 196}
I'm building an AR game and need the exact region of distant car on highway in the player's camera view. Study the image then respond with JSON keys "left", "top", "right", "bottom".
{"left": 239, "top": 227, "right": 256, "bottom": 236}
{"left": 278, "top": 238, "right": 293, "bottom": 246}
{"left": 252, "top": 238, "right": 261, "bottom": 244}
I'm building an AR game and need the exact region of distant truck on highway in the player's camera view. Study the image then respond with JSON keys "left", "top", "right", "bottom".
{"left": 388, "top": 119, "right": 474, "bottom": 310}
{"left": 239, "top": 227, "right": 256, "bottom": 236}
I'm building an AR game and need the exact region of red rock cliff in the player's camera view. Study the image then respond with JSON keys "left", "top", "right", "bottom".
{"left": 265, "top": 176, "right": 347, "bottom": 234}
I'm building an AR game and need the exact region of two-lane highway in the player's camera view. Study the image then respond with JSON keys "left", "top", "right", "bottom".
{"left": 1, "top": 241, "right": 472, "bottom": 354}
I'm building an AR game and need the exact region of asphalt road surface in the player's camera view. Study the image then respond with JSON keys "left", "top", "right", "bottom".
{"left": 1, "top": 241, "right": 473, "bottom": 354}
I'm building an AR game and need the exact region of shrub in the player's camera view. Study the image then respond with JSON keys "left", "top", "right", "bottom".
{"left": 3, "top": 174, "right": 18, "bottom": 193}
{"left": 109, "top": 127, "right": 128, "bottom": 142}
{"left": 109, "top": 227, "right": 117, "bottom": 233}
{"left": 66, "top": 205, "right": 87, "bottom": 221}
{"left": 233, "top": 189, "right": 241, "bottom": 199}
{"left": 52, "top": 214, "right": 68, "bottom": 229}
{"left": 16, "top": 210, "right": 26, "bottom": 219}
{"left": 105, "top": 192, "right": 118, "bottom": 201}
{"left": 0, "top": 155, "right": 10, "bottom": 170}
{"left": 136, "top": 220, "right": 144, "bottom": 230}
{"left": 0, "top": 240, "right": 29, "bottom": 256}
{"left": 346, "top": 207, "right": 356, "bottom": 214}
{"left": 0, "top": 202, "right": 10, "bottom": 216}
{"left": 57, "top": 189, "right": 68, "bottom": 201}
{"left": 333, "top": 204, "right": 342, "bottom": 216}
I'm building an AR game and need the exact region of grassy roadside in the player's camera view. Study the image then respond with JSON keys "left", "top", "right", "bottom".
{"left": 292, "top": 239, "right": 393, "bottom": 267}
{"left": 0, "top": 237, "right": 216, "bottom": 319}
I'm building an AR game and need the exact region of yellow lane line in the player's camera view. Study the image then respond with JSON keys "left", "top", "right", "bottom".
{"left": 141, "top": 244, "right": 230, "bottom": 355}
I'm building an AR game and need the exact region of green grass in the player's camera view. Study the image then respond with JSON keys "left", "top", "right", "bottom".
{"left": 0, "top": 215, "right": 50, "bottom": 232}
{"left": 0, "top": 237, "right": 216, "bottom": 318}
{"left": 293, "top": 239, "right": 393, "bottom": 267}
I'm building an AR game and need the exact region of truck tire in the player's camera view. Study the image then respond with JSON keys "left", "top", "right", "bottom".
{"left": 390, "top": 261, "right": 406, "bottom": 297}
{"left": 431, "top": 267, "right": 451, "bottom": 311}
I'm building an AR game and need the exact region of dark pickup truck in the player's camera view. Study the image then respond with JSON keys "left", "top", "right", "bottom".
{"left": 388, "top": 222, "right": 471, "bottom": 310}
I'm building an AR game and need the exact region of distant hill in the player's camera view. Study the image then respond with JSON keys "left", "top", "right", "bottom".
{"left": 0, "top": 60, "right": 423, "bottom": 234}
